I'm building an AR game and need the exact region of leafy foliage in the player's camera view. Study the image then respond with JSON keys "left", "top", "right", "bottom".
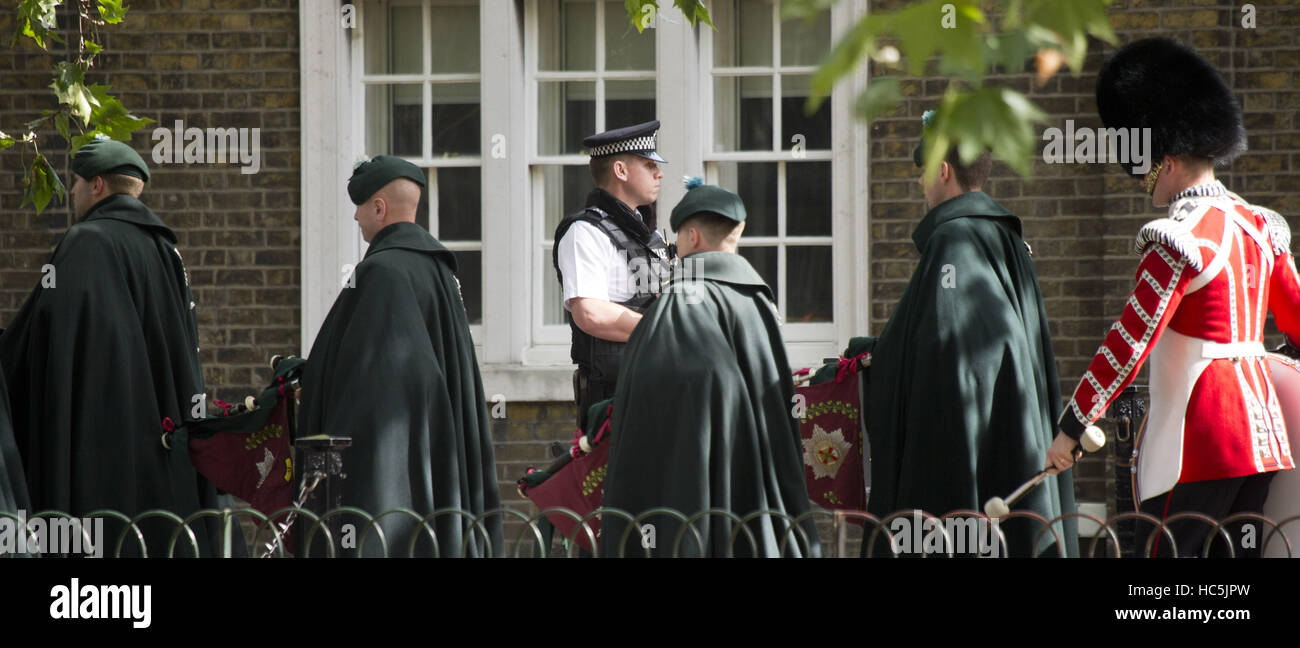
{"left": 624, "top": 0, "right": 714, "bottom": 33}
{"left": 6, "top": 0, "right": 150, "bottom": 215}
{"left": 787, "top": 0, "right": 1116, "bottom": 178}
{"left": 615, "top": 1, "right": 1117, "bottom": 180}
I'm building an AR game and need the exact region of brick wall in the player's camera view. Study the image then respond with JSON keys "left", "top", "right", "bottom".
{"left": 0, "top": 0, "right": 301, "bottom": 404}
{"left": 867, "top": 0, "right": 1300, "bottom": 513}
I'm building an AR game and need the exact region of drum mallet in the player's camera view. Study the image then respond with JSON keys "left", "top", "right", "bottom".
{"left": 984, "top": 425, "right": 1105, "bottom": 519}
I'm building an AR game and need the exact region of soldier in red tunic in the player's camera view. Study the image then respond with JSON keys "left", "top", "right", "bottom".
{"left": 1048, "top": 38, "right": 1300, "bottom": 556}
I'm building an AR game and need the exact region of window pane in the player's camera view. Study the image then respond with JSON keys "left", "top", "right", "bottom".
{"left": 714, "top": 76, "right": 772, "bottom": 151}
{"left": 787, "top": 245, "right": 832, "bottom": 322}
{"left": 605, "top": 80, "right": 656, "bottom": 131}
{"left": 786, "top": 161, "right": 831, "bottom": 236}
{"left": 366, "top": 83, "right": 422, "bottom": 156}
{"left": 454, "top": 250, "right": 483, "bottom": 325}
{"left": 604, "top": 0, "right": 655, "bottom": 70}
{"left": 713, "top": 0, "right": 773, "bottom": 68}
{"left": 739, "top": 246, "right": 778, "bottom": 305}
{"left": 540, "top": 165, "right": 593, "bottom": 237}
{"left": 430, "top": 3, "right": 480, "bottom": 73}
{"left": 432, "top": 82, "right": 481, "bottom": 156}
{"left": 782, "top": 75, "right": 831, "bottom": 151}
{"left": 538, "top": 81, "right": 595, "bottom": 155}
{"left": 434, "top": 167, "right": 481, "bottom": 241}
{"left": 416, "top": 169, "right": 431, "bottom": 231}
{"left": 780, "top": 11, "right": 830, "bottom": 66}
{"left": 543, "top": 251, "right": 565, "bottom": 325}
{"left": 538, "top": 0, "right": 595, "bottom": 71}
{"left": 713, "top": 161, "right": 776, "bottom": 237}
{"left": 365, "top": 2, "right": 422, "bottom": 75}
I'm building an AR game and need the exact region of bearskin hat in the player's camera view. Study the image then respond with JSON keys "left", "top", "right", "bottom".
{"left": 1095, "top": 37, "right": 1246, "bottom": 176}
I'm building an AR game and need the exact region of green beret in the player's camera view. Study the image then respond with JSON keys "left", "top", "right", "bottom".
{"left": 72, "top": 138, "right": 150, "bottom": 182}
{"left": 347, "top": 155, "right": 426, "bottom": 205}
{"left": 669, "top": 177, "right": 747, "bottom": 232}
{"left": 912, "top": 109, "right": 936, "bottom": 168}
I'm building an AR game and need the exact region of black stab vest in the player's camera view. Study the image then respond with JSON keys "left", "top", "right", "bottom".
{"left": 552, "top": 204, "right": 672, "bottom": 384}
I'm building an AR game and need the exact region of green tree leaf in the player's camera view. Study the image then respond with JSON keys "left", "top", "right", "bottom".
{"left": 86, "top": 84, "right": 154, "bottom": 142}
{"left": 1024, "top": 0, "right": 1117, "bottom": 71}
{"left": 625, "top": 0, "right": 657, "bottom": 33}
{"left": 95, "top": 0, "right": 128, "bottom": 23}
{"left": 50, "top": 61, "right": 99, "bottom": 125}
{"left": 21, "top": 155, "right": 65, "bottom": 215}
{"left": 792, "top": 0, "right": 1114, "bottom": 177}
{"left": 14, "top": 0, "right": 64, "bottom": 50}
{"left": 854, "top": 78, "right": 902, "bottom": 121}
{"left": 673, "top": 0, "right": 713, "bottom": 29}
{"left": 807, "top": 17, "right": 875, "bottom": 114}
{"left": 54, "top": 112, "right": 70, "bottom": 144}
{"left": 70, "top": 130, "right": 104, "bottom": 152}
{"left": 920, "top": 86, "right": 1047, "bottom": 182}
{"left": 886, "top": 0, "right": 985, "bottom": 78}
{"left": 623, "top": 1, "right": 713, "bottom": 33}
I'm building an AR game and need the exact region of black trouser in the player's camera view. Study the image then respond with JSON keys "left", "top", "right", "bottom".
{"left": 1137, "top": 472, "right": 1277, "bottom": 557}
{"left": 573, "top": 365, "right": 616, "bottom": 431}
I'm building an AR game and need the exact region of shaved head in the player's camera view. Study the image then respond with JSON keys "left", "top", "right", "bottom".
{"left": 373, "top": 178, "right": 422, "bottom": 219}
{"left": 354, "top": 178, "right": 424, "bottom": 242}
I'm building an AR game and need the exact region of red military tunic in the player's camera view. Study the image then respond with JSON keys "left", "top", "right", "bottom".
{"left": 1059, "top": 181, "right": 1300, "bottom": 501}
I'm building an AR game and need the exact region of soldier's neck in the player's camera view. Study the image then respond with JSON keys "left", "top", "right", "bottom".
{"left": 1175, "top": 167, "right": 1216, "bottom": 191}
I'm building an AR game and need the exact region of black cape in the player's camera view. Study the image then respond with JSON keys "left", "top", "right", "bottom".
{"left": 866, "top": 192, "right": 1078, "bottom": 557}
{"left": 299, "top": 222, "right": 503, "bottom": 557}
{"left": 0, "top": 369, "right": 29, "bottom": 517}
{"left": 600, "top": 252, "right": 821, "bottom": 557}
{"left": 0, "top": 193, "right": 218, "bottom": 557}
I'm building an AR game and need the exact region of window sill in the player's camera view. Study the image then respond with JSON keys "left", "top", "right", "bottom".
{"left": 480, "top": 363, "right": 575, "bottom": 402}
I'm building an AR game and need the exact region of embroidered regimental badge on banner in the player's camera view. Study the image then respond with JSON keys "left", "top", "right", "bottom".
{"left": 795, "top": 359, "right": 868, "bottom": 511}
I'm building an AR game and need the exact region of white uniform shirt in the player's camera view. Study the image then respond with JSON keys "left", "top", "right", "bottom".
{"left": 557, "top": 220, "right": 638, "bottom": 310}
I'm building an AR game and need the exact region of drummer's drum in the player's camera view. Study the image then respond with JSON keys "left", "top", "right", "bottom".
{"left": 1129, "top": 352, "right": 1300, "bottom": 557}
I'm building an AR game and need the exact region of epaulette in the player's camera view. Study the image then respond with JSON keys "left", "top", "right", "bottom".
{"left": 1256, "top": 207, "right": 1292, "bottom": 256}
{"left": 1134, "top": 217, "right": 1204, "bottom": 272}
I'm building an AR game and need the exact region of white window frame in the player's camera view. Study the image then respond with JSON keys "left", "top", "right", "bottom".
{"left": 702, "top": 0, "right": 869, "bottom": 366}
{"left": 355, "top": 0, "right": 485, "bottom": 338}
{"left": 300, "top": 0, "right": 870, "bottom": 399}
{"left": 527, "top": 0, "right": 659, "bottom": 356}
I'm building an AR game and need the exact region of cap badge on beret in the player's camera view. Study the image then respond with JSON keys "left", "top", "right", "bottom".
{"left": 669, "top": 175, "right": 747, "bottom": 232}
{"left": 912, "top": 109, "right": 936, "bottom": 168}
{"left": 346, "top": 154, "right": 426, "bottom": 205}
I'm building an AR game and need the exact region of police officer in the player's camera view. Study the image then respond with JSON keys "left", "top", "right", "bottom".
{"left": 552, "top": 120, "right": 672, "bottom": 430}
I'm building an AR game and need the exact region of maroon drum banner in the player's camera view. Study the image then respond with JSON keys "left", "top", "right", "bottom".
{"left": 186, "top": 397, "right": 295, "bottom": 517}
{"left": 795, "top": 355, "right": 867, "bottom": 511}
{"left": 524, "top": 440, "right": 609, "bottom": 552}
